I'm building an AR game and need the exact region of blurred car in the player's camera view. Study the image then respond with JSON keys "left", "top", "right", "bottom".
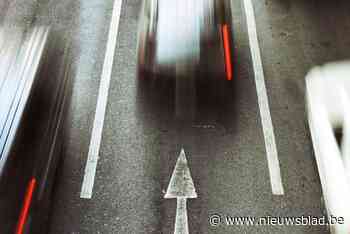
{"left": 0, "top": 25, "right": 71, "bottom": 234}
{"left": 137, "top": 0, "right": 234, "bottom": 81}
{"left": 306, "top": 61, "right": 350, "bottom": 234}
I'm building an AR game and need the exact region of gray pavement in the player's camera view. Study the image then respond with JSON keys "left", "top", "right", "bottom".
{"left": 42, "top": 0, "right": 350, "bottom": 233}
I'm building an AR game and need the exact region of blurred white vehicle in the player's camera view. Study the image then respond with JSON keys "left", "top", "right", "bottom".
{"left": 137, "top": 0, "right": 234, "bottom": 81}
{"left": 306, "top": 61, "right": 350, "bottom": 233}
{"left": 0, "top": 2, "right": 72, "bottom": 233}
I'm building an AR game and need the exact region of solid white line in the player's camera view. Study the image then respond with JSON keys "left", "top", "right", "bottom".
{"left": 80, "top": 0, "right": 123, "bottom": 199}
{"left": 243, "top": 0, "right": 284, "bottom": 195}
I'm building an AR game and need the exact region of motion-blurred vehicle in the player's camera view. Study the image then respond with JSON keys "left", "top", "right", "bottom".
{"left": 306, "top": 61, "right": 350, "bottom": 234}
{"left": 137, "top": 0, "right": 234, "bottom": 81}
{"left": 0, "top": 25, "right": 71, "bottom": 234}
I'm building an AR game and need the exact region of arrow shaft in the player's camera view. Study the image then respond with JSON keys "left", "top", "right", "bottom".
{"left": 174, "top": 198, "right": 189, "bottom": 234}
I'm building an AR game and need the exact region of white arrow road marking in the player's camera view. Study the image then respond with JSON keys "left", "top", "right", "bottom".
{"left": 243, "top": 0, "right": 284, "bottom": 195}
{"left": 165, "top": 148, "right": 197, "bottom": 234}
{"left": 80, "top": 0, "right": 123, "bottom": 199}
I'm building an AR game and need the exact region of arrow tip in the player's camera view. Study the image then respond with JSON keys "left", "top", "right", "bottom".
{"left": 164, "top": 148, "right": 198, "bottom": 199}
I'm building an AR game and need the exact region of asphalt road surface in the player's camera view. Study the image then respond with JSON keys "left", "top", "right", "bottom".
{"left": 27, "top": 0, "right": 350, "bottom": 233}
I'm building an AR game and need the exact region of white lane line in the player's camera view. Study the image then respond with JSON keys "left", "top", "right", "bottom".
{"left": 243, "top": 0, "right": 284, "bottom": 195}
{"left": 80, "top": 0, "right": 123, "bottom": 199}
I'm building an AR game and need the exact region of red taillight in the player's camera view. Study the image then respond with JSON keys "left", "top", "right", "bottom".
{"left": 222, "top": 24, "right": 233, "bottom": 81}
{"left": 15, "top": 178, "right": 36, "bottom": 234}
